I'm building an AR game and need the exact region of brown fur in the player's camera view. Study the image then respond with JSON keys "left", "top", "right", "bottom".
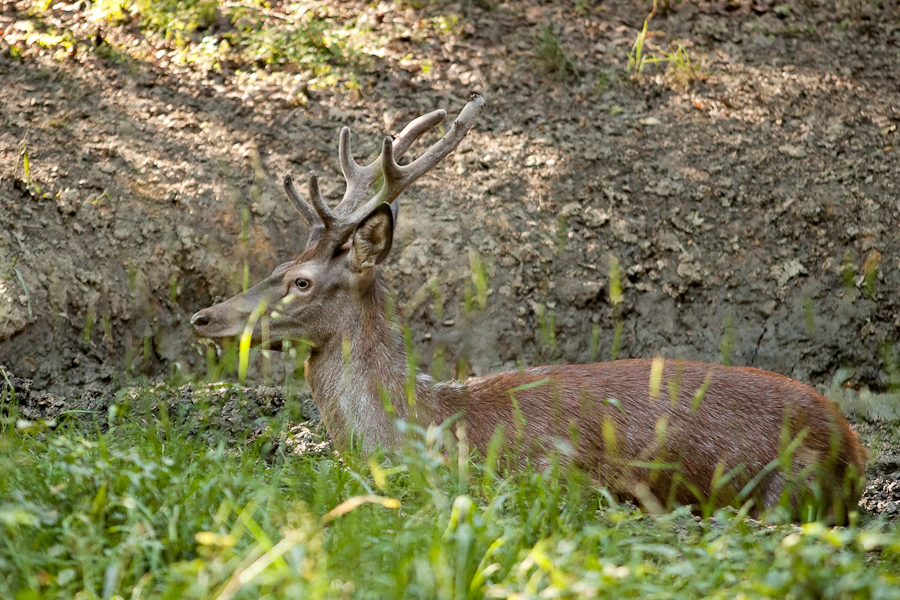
{"left": 430, "top": 361, "right": 866, "bottom": 515}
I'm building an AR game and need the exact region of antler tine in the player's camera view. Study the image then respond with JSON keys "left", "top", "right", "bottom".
{"left": 283, "top": 172, "right": 321, "bottom": 226}
{"left": 391, "top": 108, "right": 448, "bottom": 159}
{"left": 340, "top": 137, "right": 399, "bottom": 228}
{"left": 341, "top": 94, "right": 485, "bottom": 227}
{"left": 373, "top": 93, "right": 485, "bottom": 209}
{"left": 335, "top": 126, "right": 378, "bottom": 218}
{"left": 338, "top": 127, "right": 363, "bottom": 182}
{"left": 338, "top": 127, "right": 370, "bottom": 191}
{"left": 307, "top": 171, "right": 337, "bottom": 227}
{"left": 333, "top": 108, "right": 450, "bottom": 218}
{"left": 381, "top": 136, "right": 403, "bottom": 202}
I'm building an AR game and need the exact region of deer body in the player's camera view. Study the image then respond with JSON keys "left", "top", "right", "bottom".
{"left": 284, "top": 266, "right": 866, "bottom": 514}
{"left": 433, "top": 362, "right": 865, "bottom": 510}
{"left": 192, "top": 96, "right": 866, "bottom": 518}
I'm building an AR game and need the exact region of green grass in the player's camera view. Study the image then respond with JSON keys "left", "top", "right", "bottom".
{"left": 625, "top": 2, "right": 707, "bottom": 90}
{"left": 534, "top": 23, "right": 578, "bottom": 82}
{"left": 2, "top": 383, "right": 900, "bottom": 599}
{"left": 16, "top": 0, "right": 353, "bottom": 90}
{"left": 13, "top": 0, "right": 468, "bottom": 92}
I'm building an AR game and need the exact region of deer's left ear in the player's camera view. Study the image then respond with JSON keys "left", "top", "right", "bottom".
{"left": 349, "top": 203, "right": 394, "bottom": 272}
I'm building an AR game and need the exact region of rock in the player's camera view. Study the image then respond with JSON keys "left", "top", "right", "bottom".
{"left": 113, "top": 223, "right": 131, "bottom": 240}
{"left": 648, "top": 179, "right": 683, "bottom": 197}
{"left": 525, "top": 5, "right": 544, "bottom": 23}
{"left": 611, "top": 219, "right": 637, "bottom": 243}
{"left": 56, "top": 188, "right": 80, "bottom": 215}
{"left": 555, "top": 279, "right": 604, "bottom": 308}
{"left": 757, "top": 300, "right": 777, "bottom": 318}
{"left": 0, "top": 375, "right": 330, "bottom": 457}
{"left": 658, "top": 231, "right": 684, "bottom": 253}
{"left": 251, "top": 192, "right": 277, "bottom": 218}
{"left": 677, "top": 260, "right": 705, "bottom": 284}
{"left": 770, "top": 259, "right": 807, "bottom": 286}
{"left": 584, "top": 207, "right": 610, "bottom": 228}
{"left": 560, "top": 202, "right": 581, "bottom": 218}
{"left": 777, "top": 144, "right": 807, "bottom": 159}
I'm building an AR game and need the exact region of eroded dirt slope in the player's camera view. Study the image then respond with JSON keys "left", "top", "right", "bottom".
{"left": 1, "top": 0, "right": 898, "bottom": 396}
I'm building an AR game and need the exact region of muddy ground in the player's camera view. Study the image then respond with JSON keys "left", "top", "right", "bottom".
{"left": 0, "top": 1, "right": 898, "bottom": 515}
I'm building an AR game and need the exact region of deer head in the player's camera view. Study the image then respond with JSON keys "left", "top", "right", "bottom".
{"left": 191, "top": 95, "right": 485, "bottom": 352}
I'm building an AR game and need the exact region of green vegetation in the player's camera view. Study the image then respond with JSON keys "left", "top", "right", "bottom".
{"left": 7, "top": 2, "right": 312, "bottom": 89}
{"left": 7, "top": 0, "right": 470, "bottom": 92}
{"left": 534, "top": 23, "right": 578, "bottom": 82}
{"left": 625, "top": 2, "right": 707, "bottom": 90}
{"left": 2, "top": 381, "right": 899, "bottom": 599}
{"left": 625, "top": 16, "right": 654, "bottom": 81}
{"left": 15, "top": 0, "right": 349, "bottom": 86}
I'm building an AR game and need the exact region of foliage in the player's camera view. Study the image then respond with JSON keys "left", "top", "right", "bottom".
{"left": 534, "top": 23, "right": 578, "bottom": 82}
{"left": 12, "top": 0, "right": 477, "bottom": 92}
{"left": 20, "top": 0, "right": 354, "bottom": 89}
{"left": 1, "top": 384, "right": 899, "bottom": 599}
{"left": 661, "top": 42, "right": 708, "bottom": 91}
{"left": 626, "top": 17, "right": 654, "bottom": 81}
{"left": 626, "top": 2, "right": 707, "bottom": 90}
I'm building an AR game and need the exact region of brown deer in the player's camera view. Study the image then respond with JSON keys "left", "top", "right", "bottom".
{"left": 191, "top": 95, "right": 867, "bottom": 520}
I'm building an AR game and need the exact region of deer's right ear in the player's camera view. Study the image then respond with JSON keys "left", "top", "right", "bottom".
{"left": 349, "top": 203, "right": 395, "bottom": 272}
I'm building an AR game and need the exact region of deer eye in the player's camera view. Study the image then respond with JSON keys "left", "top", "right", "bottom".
{"left": 295, "top": 278, "right": 311, "bottom": 290}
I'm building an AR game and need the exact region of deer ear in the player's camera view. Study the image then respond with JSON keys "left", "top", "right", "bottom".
{"left": 349, "top": 203, "right": 394, "bottom": 272}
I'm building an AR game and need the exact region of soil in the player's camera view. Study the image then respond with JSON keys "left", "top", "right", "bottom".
{"left": 3, "top": 375, "right": 332, "bottom": 459}
{"left": 0, "top": 0, "right": 898, "bottom": 516}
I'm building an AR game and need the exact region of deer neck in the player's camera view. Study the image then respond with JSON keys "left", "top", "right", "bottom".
{"left": 304, "top": 272, "right": 435, "bottom": 451}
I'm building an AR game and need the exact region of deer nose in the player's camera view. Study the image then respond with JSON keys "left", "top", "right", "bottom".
{"left": 191, "top": 311, "right": 211, "bottom": 329}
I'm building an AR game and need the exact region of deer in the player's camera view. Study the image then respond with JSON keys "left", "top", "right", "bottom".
{"left": 191, "top": 94, "right": 867, "bottom": 521}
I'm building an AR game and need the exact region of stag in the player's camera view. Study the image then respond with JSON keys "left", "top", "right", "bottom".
{"left": 191, "top": 95, "right": 866, "bottom": 520}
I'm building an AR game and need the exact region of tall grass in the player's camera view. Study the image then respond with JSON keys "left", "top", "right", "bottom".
{"left": 1, "top": 383, "right": 899, "bottom": 599}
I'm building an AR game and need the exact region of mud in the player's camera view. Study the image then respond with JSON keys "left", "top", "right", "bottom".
{"left": 0, "top": 0, "right": 898, "bottom": 511}
{"left": 3, "top": 374, "right": 331, "bottom": 458}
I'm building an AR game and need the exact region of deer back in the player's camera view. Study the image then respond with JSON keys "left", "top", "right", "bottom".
{"left": 437, "top": 360, "right": 866, "bottom": 515}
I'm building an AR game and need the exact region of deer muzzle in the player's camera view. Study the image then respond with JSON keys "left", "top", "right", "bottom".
{"left": 190, "top": 290, "right": 261, "bottom": 340}
{"left": 191, "top": 304, "right": 242, "bottom": 341}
